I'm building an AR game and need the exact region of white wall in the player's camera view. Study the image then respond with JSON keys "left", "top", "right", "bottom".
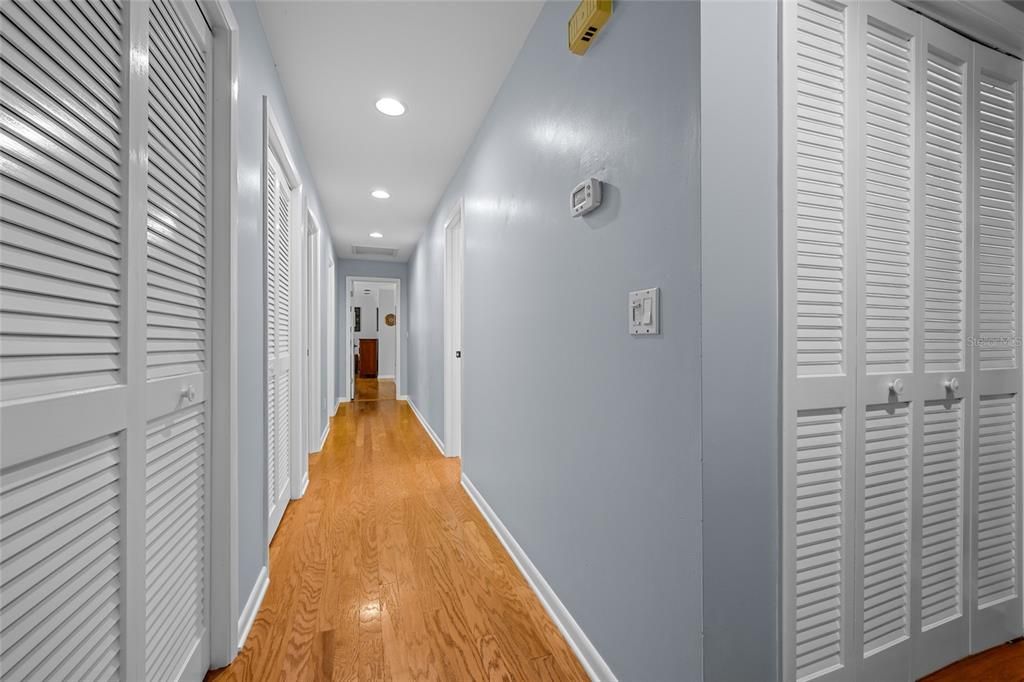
{"left": 378, "top": 288, "right": 396, "bottom": 378}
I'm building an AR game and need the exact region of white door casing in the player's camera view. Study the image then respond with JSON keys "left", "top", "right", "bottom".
{"left": 782, "top": 2, "right": 1022, "bottom": 681}
{"left": 444, "top": 202, "right": 464, "bottom": 459}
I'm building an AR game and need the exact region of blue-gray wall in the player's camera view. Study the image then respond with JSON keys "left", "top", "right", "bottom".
{"left": 335, "top": 259, "right": 410, "bottom": 399}
{"left": 406, "top": 2, "right": 702, "bottom": 678}
{"left": 700, "top": 2, "right": 780, "bottom": 680}
{"left": 233, "top": 0, "right": 334, "bottom": 618}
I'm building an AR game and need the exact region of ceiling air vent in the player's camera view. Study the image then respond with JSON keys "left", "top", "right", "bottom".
{"left": 352, "top": 244, "right": 398, "bottom": 257}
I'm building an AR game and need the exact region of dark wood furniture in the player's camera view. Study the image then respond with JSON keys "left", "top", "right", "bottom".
{"left": 358, "top": 338, "right": 378, "bottom": 378}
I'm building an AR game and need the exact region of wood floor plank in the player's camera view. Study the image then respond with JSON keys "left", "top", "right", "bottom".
{"left": 206, "top": 381, "right": 586, "bottom": 682}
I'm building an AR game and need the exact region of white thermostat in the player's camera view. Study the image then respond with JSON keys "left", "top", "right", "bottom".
{"left": 570, "top": 177, "right": 602, "bottom": 217}
{"left": 629, "top": 287, "right": 660, "bottom": 335}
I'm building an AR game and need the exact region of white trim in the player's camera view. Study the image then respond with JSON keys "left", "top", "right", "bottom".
{"left": 236, "top": 565, "right": 269, "bottom": 652}
{"left": 900, "top": 1, "right": 1024, "bottom": 58}
{"left": 461, "top": 474, "right": 616, "bottom": 682}
{"left": 398, "top": 394, "right": 410, "bottom": 401}
{"left": 298, "top": 472, "right": 309, "bottom": 498}
{"left": 345, "top": 276, "right": 402, "bottom": 399}
{"left": 318, "top": 423, "right": 329, "bottom": 452}
{"left": 204, "top": 0, "right": 240, "bottom": 669}
{"left": 335, "top": 397, "right": 349, "bottom": 408}
{"left": 304, "top": 210, "right": 322, "bottom": 457}
{"left": 406, "top": 397, "right": 444, "bottom": 455}
{"left": 378, "top": 374, "right": 396, "bottom": 380}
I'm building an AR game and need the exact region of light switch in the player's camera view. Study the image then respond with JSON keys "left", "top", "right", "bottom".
{"left": 629, "top": 288, "right": 660, "bottom": 335}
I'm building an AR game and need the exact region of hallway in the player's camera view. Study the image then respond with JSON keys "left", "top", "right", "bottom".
{"left": 207, "top": 396, "right": 587, "bottom": 681}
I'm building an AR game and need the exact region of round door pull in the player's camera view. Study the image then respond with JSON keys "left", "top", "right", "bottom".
{"left": 889, "top": 378, "right": 905, "bottom": 396}
{"left": 181, "top": 385, "right": 196, "bottom": 402}
{"left": 945, "top": 377, "right": 960, "bottom": 393}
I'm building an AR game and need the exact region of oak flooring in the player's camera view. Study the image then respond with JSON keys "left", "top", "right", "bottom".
{"left": 921, "top": 640, "right": 1024, "bottom": 682}
{"left": 206, "top": 396, "right": 587, "bottom": 682}
{"left": 355, "top": 378, "right": 396, "bottom": 402}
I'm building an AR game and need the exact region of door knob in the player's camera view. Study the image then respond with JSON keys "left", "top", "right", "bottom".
{"left": 455, "top": 350, "right": 462, "bottom": 358}
{"left": 945, "top": 377, "right": 960, "bottom": 393}
{"left": 889, "top": 378, "right": 904, "bottom": 396}
{"left": 181, "top": 385, "right": 196, "bottom": 402}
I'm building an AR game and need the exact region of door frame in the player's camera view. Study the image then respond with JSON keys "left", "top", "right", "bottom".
{"left": 443, "top": 200, "right": 465, "bottom": 459}
{"left": 304, "top": 208, "right": 322, "bottom": 454}
{"left": 326, "top": 257, "right": 336, "bottom": 423}
{"left": 196, "top": 0, "right": 240, "bottom": 669}
{"left": 344, "top": 276, "right": 402, "bottom": 400}
{"left": 262, "top": 98, "right": 305, "bottom": 541}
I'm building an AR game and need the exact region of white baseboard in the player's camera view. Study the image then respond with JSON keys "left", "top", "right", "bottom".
{"left": 398, "top": 394, "right": 409, "bottom": 401}
{"left": 237, "top": 565, "right": 269, "bottom": 652}
{"left": 461, "top": 474, "right": 617, "bottom": 682}
{"left": 379, "top": 374, "right": 395, "bottom": 379}
{"left": 297, "top": 472, "right": 309, "bottom": 498}
{"left": 335, "top": 396, "right": 349, "bottom": 409}
{"left": 406, "top": 397, "right": 444, "bottom": 455}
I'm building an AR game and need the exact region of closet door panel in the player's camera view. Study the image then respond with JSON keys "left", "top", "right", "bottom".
{"left": 783, "top": 1, "right": 859, "bottom": 679}
{"left": 970, "top": 43, "right": 1022, "bottom": 655}
{"left": 144, "top": 1, "right": 211, "bottom": 679}
{"left": 0, "top": 1, "right": 128, "bottom": 679}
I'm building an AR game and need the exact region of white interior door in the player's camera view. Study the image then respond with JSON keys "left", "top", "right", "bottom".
{"left": 306, "top": 222, "right": 320, "bottom": 449}
{"left": 143, "top": 0, "right": 212, "bottom": 679}
{"left": 1, "top": 1, "right": 212, "bottom": 679}
{"left": 783, "top": 2, "right": 1022, "bottom": 680}
{"left": 266, "top": 149, "right": 292, "bottom": 540}
{"left": 444, "top": 208, "right": 464, "bottom": 458}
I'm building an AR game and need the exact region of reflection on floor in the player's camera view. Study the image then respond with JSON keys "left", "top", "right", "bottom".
{"left": 206, "top": 392, "right": 587, "bottom": 681}
{"left": 922, "top": 640, "right": 1024, "bottom": 682}
{"left": 355, "top": 377, "right": 396, "bottom": 402}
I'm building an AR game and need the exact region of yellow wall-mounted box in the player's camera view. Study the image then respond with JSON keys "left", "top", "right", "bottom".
{"left": 568, "top": 0, "right": 612, "bottom": 55}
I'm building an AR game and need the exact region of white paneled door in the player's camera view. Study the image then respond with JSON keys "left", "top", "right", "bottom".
{"left": 0, "top": 0, "right": 211, "bottom": 680}
{"left": 783, "top": 1, "right": 1022, "bottom": 680}
{"left": 265, "top": 146, "right": 292, "bottom": 540}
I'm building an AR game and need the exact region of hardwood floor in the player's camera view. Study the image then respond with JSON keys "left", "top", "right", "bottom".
{"left": 206, "top": 396, "right": 587, "bottom": 681}
{"left": 355, "top": 378, "right": 396, "bottom": 402}
{"left": 921, "top": 640, "right": 1024, "bottom": 682}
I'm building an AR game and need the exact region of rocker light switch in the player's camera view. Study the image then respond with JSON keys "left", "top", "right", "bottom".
{"left": 629, "top": 288, "right": 660, "bottom": 335}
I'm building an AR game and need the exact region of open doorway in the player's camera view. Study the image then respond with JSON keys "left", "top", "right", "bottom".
{"left": 345, "top": 277, "right": 401, "bottom": 402}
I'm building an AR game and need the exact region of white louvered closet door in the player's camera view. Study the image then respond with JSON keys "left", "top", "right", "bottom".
{"left": 0, "top": 1, "right": 129, "bottom": 679}
{"left": 969, "top": 43, "right": 1022, "bottom": 656}
{"left": 782, "top": 0, "right": 858, "bottom": 679}
{"left": 785, "top": 2, "right": 1024, "bottom": 681}
{"left": 912, "top": 19, "right": 972, "bottom": 679}
{"left": 144, "top": 0, "right": 211, "bottom": 680}
{"left": 266, "top": 149, "right": 291, "bottom": 541}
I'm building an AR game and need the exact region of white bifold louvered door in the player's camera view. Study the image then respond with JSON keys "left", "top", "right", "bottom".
{"left": 266, "top": 148, "right": 291, "bottom": 541}
{"left": 783, "top": 1, "right": 1023, "bottom": 681}
{"left": 0, "top": 1, "right": 212, "bottom": 680}
{"left": 144, "top": 0, "right": 212, "bottom": 680}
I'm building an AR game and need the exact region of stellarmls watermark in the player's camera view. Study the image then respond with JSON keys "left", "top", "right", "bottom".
{"left": 967, "top": 336, "right": 1024, "bottom": 348}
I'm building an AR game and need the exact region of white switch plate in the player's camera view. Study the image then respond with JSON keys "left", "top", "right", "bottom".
{"left": 629, "top": 287, "right": 660, "bottom": 335}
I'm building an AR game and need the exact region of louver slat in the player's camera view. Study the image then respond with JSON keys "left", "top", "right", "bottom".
{"left": 862, "top": 403, "right": 911, "bottom": 654}
{"left": 794, "top": 407, "right": 845, "bottom": 681}
{"left": 975, "top": 72, "right": 1018, "bottom": 370}
{"left": 0, "top": 435, "right": 122, "bottom": 682}
{"left": 975, "top": 394, "right": 1018, "bottom": 608}
{"left": 146, "top": 0, "right": 208, "bottom": 381}
{"left": 924, "top": 49, "right": 967, "bottom": 372}
{"left": 921, "top": 400, "right": 964, "bottom": 628}
{"left": 794, "top": 0, "right": 848, "bottom": 377}
{"left": 863, "top": 19, "right": 914, "bottom": 375}
{"left": 0, "top": 0, "right": 124, "bottom": 403}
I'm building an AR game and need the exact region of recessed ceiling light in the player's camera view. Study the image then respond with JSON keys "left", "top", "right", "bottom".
{"left": 369, "top": 232, "right": 384, "bottom": 239}
{"left": 375, "top": 97, "right": 405, "bottom": 116}
{"left": 371, "top": 189, "right": 390, "bottom": 199}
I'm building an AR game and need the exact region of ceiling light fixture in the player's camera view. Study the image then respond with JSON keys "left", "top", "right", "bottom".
{"left": 369, "top": 232, "right": 384, "bottom": 239}
{"left": 371, "top": 189, "right": 390, "bottom": 199}
{"left": 375, "top": 97, "right": 405, "bottom": 116}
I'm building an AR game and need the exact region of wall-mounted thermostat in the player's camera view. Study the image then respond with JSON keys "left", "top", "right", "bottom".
{"left": 571, "top": 177, "right": 602, "bottom": 217}
{"left": 629, "top": 287, "right": 660, "bottom": 335}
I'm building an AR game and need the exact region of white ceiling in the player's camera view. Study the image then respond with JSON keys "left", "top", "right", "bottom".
{"left": 257, "top": 1, "right": 544, "bottom": 261}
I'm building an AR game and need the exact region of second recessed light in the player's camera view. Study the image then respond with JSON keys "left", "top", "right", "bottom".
{"left": 371, "top": 189, "right": 390, "bottom": 199}
{"left": 375, "top": 97, "right": 405, "bottom": 116}
{"left": 369, "top": 232, "right": 384, "bottom": 239}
